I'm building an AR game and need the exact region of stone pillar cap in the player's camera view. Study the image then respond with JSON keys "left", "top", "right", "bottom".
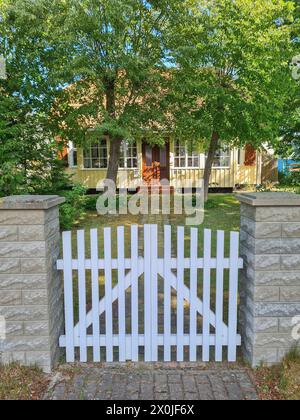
{"left": 0, "top": 195, "right": 66, "bottom": 210}
{"left": 236, "top": 192, "right": 300, "bottom": 207}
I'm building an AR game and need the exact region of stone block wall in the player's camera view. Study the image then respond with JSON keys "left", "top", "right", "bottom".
{"left": 237, "top": 192, "right": 300, "bottom": 366}
{"left": 0, "top": 196, "right": 65, "bottom": 372}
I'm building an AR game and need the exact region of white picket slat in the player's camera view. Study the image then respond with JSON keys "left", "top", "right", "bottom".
{"left": 77, "top": 230, "right": 87, "bottom": 362}
{"left": 177, "top": 226, "right": 185, "bottom": 362}
{"left": 215, "top": 230, "right": 225, "bottom": 362}
{"left": 117, "top": 226, "right": 126, "bottom": 362}
{"left": 62, "top": 231, "right": 75, "bottom": 362}
{"left": 202, "top": 229, "right": 211, "bottom": 362}
{"left": 189, "top": 228, "right": 198, "bottom": 362}
{"left": 90, "top": 229, "right": 100, "bottom": 362}
{"left": 58, "top": 225, "right": 243, "bottom": 364}
{"left": 228, "top": 231, "right": 240, "bottom": 362}
{"left": 144, "top": 225, "right": 152, "bottom": 362}
{"left": 151, "top": 225, "right": 158, "bottom": 362}
{"left": 163, "top": 225, "right": 172, "bottom": 362}
{"left": 104, "top": 227, "right": 113, "bottom": 362}
{"left": 131, "top": 225, "right": 139, "bottom": 362}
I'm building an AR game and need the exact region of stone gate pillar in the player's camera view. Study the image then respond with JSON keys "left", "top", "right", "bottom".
{"left": 237, "top": 192, "right": 300, "bottom": 367}
{"left": 0, "top": 195, "right": 65, "bottom": 373}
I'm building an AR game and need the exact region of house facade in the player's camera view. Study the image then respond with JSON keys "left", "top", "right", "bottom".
{"left": 65, "top": 138, "right": 277, "bottom": 190}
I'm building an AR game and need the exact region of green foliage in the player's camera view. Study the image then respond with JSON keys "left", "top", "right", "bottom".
{"left": 1, "top": 0, "right": 181, "bottom": 146}
{"left": 279, "top": 170, "right": 300, "bottom": 186}
{"left": 1, "top": 0, "right": 299, "bottom": 188}
{"left": 1, "top": 0, "right": 187, "bottom": 181}
{"left": 84, "top": 195, "right": 99, "bottom": 212}
{"left": 0, "top": 85, "right": 85, "bottom": 232}
{"left": 0, "top": 88, "right": 72, "bottom": 197}
{"left": 274, "top": 0, "right": 300, "bottom": 159}
{"left": 59, "top": 185, "right": 87, "bottom": 230}
{"left": 0, "top": 89, "right": 24, "bottom": 196}
{"left": 276, "top": 90, "right": 300, "bottom": 158}
{"left": 168, "top": 0, "right": 298, "bottom": 152}
{"left": 0, "top": 162, "right": 24, "bottom": 197}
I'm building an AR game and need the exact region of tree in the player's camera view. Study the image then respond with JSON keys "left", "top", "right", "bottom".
{"left": 1, "top": 0, "right": 184, "bottom": 183}
{"left": 0, "top": 88, "right": 25, "bottom": 195}
{"left": 276, "top": 0, "right": 300, "bottom": 159}
{"left": 277, "top": 98, "right": 300, "bottom": 158}
{"left": 2, "top": 0, "right": 297, "bottom": 197}
{"left": 169, "top": 0, "right": 298, "bottom": 200}
{"left": 0, "top": 85, "right": 71, "bottom": 197}
{"left": 0, "top": 1, "right": 72, "bottom": 196}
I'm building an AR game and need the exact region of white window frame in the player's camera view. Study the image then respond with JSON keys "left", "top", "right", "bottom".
{"left": 205, "top": 145, "right": 231, "bottom": 169}
{"left": 83, "top": 139, "right": 108, "bottom": 170}
{"left": 68, "top": 142, "right": 78, "bottom": 168}
{"left": 119, "top": 140, "right": 138, "bottom": 169}
{"left": 211, "top": 146, "right": 231, "bottom": 169}
{"left": 173, "top": 140, "right": 200, "bottom": 169}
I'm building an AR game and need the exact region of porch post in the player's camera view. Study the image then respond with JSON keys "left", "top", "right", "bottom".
{"left": 237, "top": 192, "right": 300, "bottom": 367}
{"left": 0, "top": 195, "right": 65, "bottom": 373}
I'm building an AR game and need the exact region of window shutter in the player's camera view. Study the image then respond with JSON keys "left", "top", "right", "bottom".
{"left": 244, "top": 144, "right": 256, "bottom": 166}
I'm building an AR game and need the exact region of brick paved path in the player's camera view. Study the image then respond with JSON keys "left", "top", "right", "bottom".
{"left": 45, "top": 363, "right": 258, "bottom": 401}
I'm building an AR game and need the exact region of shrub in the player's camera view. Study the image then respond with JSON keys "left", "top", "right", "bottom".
{"left": 59, "top": 185, "right": 87, "bottom": 230}
{"left": 84, "top": 195, "right": 99, "bottom": 211}
{"left": 279, "top": 171, "right": 300, "bottom": 187}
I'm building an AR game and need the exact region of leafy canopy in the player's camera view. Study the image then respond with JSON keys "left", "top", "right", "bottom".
{"left": 1, "top": 0, "right": 298, "bottom": 155}
{"left": 167, "top": 0, "right": 298, "bottom": 151}
{"left": 1, "top": 0, "right": 185, "bottom": 146}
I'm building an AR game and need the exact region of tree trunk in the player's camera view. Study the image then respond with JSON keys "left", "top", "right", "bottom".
{"left": 203, "top": 131, "right": 219, "bottom": 202}
{"left": 104, "top": 76, "right": 123, "bottom": 184}
{"left": 106, "top": 136, "right": 123, "bottom": 184}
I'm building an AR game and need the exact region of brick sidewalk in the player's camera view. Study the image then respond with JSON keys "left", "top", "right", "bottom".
{"left": 44, "top": 363, "right": 258, "bottom": 401}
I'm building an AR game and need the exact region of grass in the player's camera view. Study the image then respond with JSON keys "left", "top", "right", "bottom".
{"left": 0, "top": 363, "right": 49, "bottom": 400}
{"left": 254, "top": 346, "right": 300, "bottom": 400}
{"left": 71, "top": 191, "right": 240, "bottom": 272}
{"left": 74, "top": 193, "right": 241, "bottom": 256}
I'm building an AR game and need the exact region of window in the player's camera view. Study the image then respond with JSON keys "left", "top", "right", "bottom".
{"left": 72, "top": 149, "right": 78, "bottom": 167}
{"left": 174, "top": 140, "right": 200, "bottom": 168}
{"left": 83, "top": 139, "right": 108, "bottom": 169}
{"left": 68, "top": 142, "right": 77, "bottom": 168}
{"left": 187, "top": 152, "right": 200, "bottom": 168}
{"left": 174, "top": 141, "right": 186, "bottom": 168}
{"left": 119, "top": 140, "right": 138, "bottom": 169}
{"left": 212, "top": 146, "right": 231, "bottom": 168}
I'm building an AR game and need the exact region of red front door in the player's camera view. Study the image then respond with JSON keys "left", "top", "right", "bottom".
{"left": 142, "top": 143, "right": 170, "bottom": 184}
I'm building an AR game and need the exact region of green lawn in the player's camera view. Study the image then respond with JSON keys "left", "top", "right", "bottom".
{"left": 73, "top": 193, "right": 240, "bottom": 258}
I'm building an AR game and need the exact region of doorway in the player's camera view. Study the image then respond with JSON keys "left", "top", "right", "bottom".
{"left": 142, "top": 142, "right": 170, "bottom": 184}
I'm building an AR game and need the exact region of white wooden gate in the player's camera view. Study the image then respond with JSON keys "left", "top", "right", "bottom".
{"left": 57, "top": 225, "right": 243, "bottom": 363}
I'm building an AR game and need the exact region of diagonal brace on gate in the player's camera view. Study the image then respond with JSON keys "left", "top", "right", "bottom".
{"left": 57, "top": 224, "right": 243, "bottom": 363}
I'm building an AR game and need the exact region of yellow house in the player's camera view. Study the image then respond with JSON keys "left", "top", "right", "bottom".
{"left": 65, "top": 138, "right": 278, "bottom": 190}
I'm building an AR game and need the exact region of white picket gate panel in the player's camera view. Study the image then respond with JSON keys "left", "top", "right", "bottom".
{"left": 57, "top": 225, "right": 243, "bottom": 363}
